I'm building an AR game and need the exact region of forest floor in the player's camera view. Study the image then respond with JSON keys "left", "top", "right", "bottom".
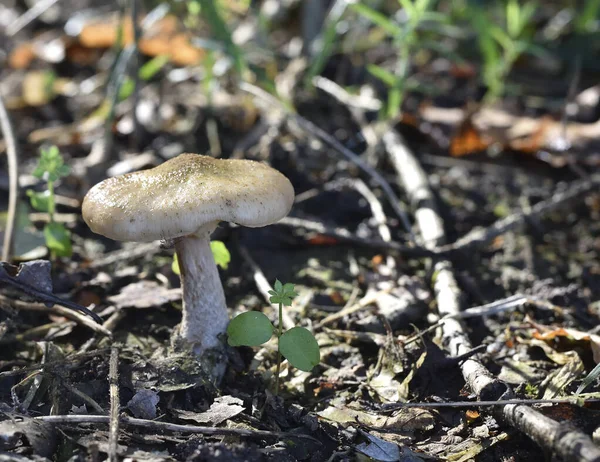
{"left": 1, "top": 1, "right": 600, "bottom": 461}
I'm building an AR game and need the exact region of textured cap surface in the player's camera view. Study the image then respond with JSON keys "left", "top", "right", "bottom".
{"left": 82, "top": 153, "right": 295, "bottom": 242}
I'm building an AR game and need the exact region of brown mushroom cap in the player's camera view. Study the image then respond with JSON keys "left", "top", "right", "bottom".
{"left": 82, "top": 153, "right": 295, "bottom": 242}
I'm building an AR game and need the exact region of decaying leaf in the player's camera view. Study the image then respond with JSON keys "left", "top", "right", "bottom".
{"left": 318, "top": 401, "right": 434, "bottom": 433}
{"left": 0, "top": 416, "right": 57, "bottom": 458}
{"left": 532, "top": 326, "right": 600, "bottom": 363}
{"left": 356, "top": 431, "right": 401, "bottom": 461}
{"left": 172, "top": 396, "right": 244, "bottom": 426}
{"left": 108, "top": 281, "right": 181, "bottom": 309}
{"left": 541, "top": 351, "right": 584, "bottom": 399}
{"left": 127, "top": 389, "right": 160, "bottom": 419}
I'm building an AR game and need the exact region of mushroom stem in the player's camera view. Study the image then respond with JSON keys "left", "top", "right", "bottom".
{"left": 175, "top": 222, "right": 229, "bottom": 354}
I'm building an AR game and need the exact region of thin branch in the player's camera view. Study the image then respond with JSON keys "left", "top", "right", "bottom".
{"left": 275, "top": 216, "right": 433, "bottom": 257}
{"left": 237, "top": 243, "right": 294, "bottom": 330}
{"left": 240, "top": 82, "right": 415, "bottom": 241}
{"left": 439, "top": 174, "right": 600, "bottom": 255}
{"left": 0, "top": 94, "right": 19, "bottom": 262}
{"left": 34, "top": 414, "right": 321, "bottom": 443}
{"left": 383, "top": 129, "right": 600, "bottom": 462}
{"left": 381, "top": 397, "right": 600, "bottom": 410}
{"left": 0, "top": 295, "right": 110, "bottom": 336}
{"left": 0, "top": 269, "right": 103, "bottom": 324}
{"left": 6, "top": 0, "right": 60, "bottom": 36}
{"left": 108, "top": 347, "right": 120, "bottom": 462}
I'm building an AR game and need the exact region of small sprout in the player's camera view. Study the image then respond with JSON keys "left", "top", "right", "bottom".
{"left": 268, "top": 279, "right": 298, "bottom": 306}
{"left": 33, "top": 145, "right": 71, "bottom": 183}
{"left": 27, "top": 145, "right": 72, "bottom": 258}
{"left": 227, "top": 279, "right": 320, "bottom": 394}
{"left": 227, "top": 311, "right": 273, "bottom": 347}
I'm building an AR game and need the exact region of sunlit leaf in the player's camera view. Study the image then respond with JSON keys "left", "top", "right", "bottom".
{"left": 26, "top": 190, "right": 50, "bottom": 212}
{"left": 227, "top": 311, "right": 273, "bottom": 347}
{"left": 210, "top": 240, "right": 230, "bottom": 270}
{"left": 44, "top": 222, "right": 72, "bottom": 257}
{"left": 280, "top": 327, "right": 320, "bottom": 372}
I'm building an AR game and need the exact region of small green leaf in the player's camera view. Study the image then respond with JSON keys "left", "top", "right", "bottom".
{"left": 576, "top": 362, "right": 600, "bottom": 395}
{"left": 172, "top": 254, "right": 181, "bottom": 275}
{"left": 274, "top": 279, "right": 283, "bottom": 293}
{"left": 32, "top": 166, "right": 45, "bottom": 179}
{"left": 119, "top": 77, "right": 135, "bottom": 101}
{"left": 44, "top": 222, "right": 72, "bottom": 257}
{"left": 227, "top": 311, "right": 273, "bottom": 347}
{"left": 26, "top": 190, "right": 50, "bottom": 212}
{"left": 210, "top": 240, "right": 230, "bottom": 270}
{"left": 35, "top": 145, "right": 70, "bottom": 181}
{"left": 367, "top": 64, "right": 398, "bottom": 87}
{"left": 279, "top": 327, "right": 320, "bottom": 372}
{"left": 57, "top": 164, "right": 71, "bottom": 178}
{"left": 139, "top": 54, "right": 170, "bottom": 81}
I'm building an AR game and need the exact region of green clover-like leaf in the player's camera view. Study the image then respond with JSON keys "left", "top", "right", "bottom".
{"left": 227, "top": 311, "right": 273, "bottom": 347}
{"left": 35, "top": 145, "right": 70, "bottom": 181}
{"left": 44, "top": 222, "right": 72, "bottom": 257}
{"left": 269, "top": 280, "right": 298, "bottom": 306}
{"left": 279, "top": 327, "right": 320, "bottom": 372}
{"left": 27, "top": 189, "right": 50, "bottom": 212}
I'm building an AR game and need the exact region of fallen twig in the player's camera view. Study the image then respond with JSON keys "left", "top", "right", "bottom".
{"left": 240, "top": 82, "right": 415, "bottom": 241}
{"left": 108, "top": 347, "right": 120, "bottom": 462}
{"left": 315, "top": 287, "right": 393, "bottom": 329}
{"left": 0, "top": 349, "right": 108, "bottom": 379}
{"left": 0, "top": 93, "right": 19, "bottom": 262}
{"left": 381, "top": 397, "right": 600, "bottom": 410}
{"left": 34, "top": 414, "right": 321, "bottom": 443}
{"left": 439, "top": 174, "right": 600, "bottom": 255}
{"left": 0, "top": 269, "right": 103, "bottom": 324}
{"left": 383, "top": 129, "right": 600, "bottom": 462}
{"left": 275, "top": 216, "right": 433, "bottom": 257}
{"left": 0, "top": 295, "right": 109, "bottom": 336}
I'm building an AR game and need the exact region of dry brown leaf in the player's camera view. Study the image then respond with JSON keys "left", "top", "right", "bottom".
{"left": 9, "top": 42, "right": 36, "bottom": 69}
{"left": 532, "top": 326, "right": 600, "bottom": 363}
{"left": 78, "top": 15, "right": 204, "bottom": 66}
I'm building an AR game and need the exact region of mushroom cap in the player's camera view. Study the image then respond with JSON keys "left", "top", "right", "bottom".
{"left": 82, "top": 153, "right": 295, "bottom": 242}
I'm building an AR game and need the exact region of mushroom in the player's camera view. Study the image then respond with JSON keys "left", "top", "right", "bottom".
{"left": 82, "top": 153, "right": 294, "bottom": 356}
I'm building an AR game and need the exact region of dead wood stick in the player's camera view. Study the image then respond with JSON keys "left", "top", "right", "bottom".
{"left": 240, "top": 81, "right": 415, "bottom": 241}
{"left": 382, "top": 397, "right": 600, "bottom": 410}
{"left": 0, "top": 349, "right": 108, "bottom": 379}
{"left": 108, "top": 347, "right": 120, "bottom": 462}
{"left": 315, "top": 287, "right": 393, "bottom": 329}
{"left": 275, "top": 217, "right": 433, "bottom": 257}
{"left": 34, "top": 415, "right": 320, "bottom": 443}
{"left": 383, "top": 129, "right": 600, "bottom": 462}
{"left": 439, "top": 174, "right": 600, "bottom": 255}
{"left": 0, "top": 93, "right": 19, "bottom": 262}
{"left": 0, "top": 268, "right": 103, "bottom": 324}
{"left": 0, "top": 295, "right": 110, "bottom": 337}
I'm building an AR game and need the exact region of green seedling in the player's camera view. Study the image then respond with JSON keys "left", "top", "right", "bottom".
{"left": 172, "top": 240, "right": 231, "bottom": 274}
{"left": 227, "top": 280, "right": 320, "bottom": 394}
{"left": 352, "top": 0, "right": 450, "bottom": 119}
{"left": 472, "top": 0, "right": 541, "bottom": 101}
{"left": 26, "top": 145, "right": 72, "bottom": 258}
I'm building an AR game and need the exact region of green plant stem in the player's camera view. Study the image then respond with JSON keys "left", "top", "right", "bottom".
{"left": 273, "top": 302, "right": 283, "bottom": 395}
{"left": 47, "top": 180, "right": 55, "bottom": 223}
